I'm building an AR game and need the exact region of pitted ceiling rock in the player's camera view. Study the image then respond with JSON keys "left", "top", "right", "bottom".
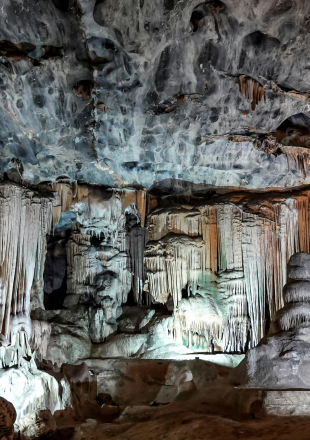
{"left": 1, "top": 0, "right": 310, "bottom": 189}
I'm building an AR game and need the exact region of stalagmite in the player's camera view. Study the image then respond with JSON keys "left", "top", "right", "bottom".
{"left": 237, "top": 252, "right": 310, "bottom": 390}
{"left": 277, "top": 253, "right": 310, "bottom": 331}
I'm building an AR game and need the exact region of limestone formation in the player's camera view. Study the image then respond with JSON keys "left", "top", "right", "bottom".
{"left": 0, "top": 397, "right": 16, "bottom": 440}
{"left": 238, "top": 75, "right": 265, "bottom": 111}
{"left": 0, "top": 183, "right": 54, "bottom": 343}
{"left": 19, "top": 409, "right": 56, "bottom": 440}
{"left": 0, "top": 354, "right": 71, "bottom": 424}
{"left": 145, "top": 192, "right": 310, "bottom": 353}
{"left": 234, "top": 252, "right": 310, "bottom": 389}
{"left": 3, "top": 0, "right": 310, "bottom": 433}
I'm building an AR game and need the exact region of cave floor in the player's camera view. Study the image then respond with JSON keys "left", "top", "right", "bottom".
{"left": 54, "top": 386, "right": 310, "bottom": 440}
{"left": 56, "top": 409, "right": 310, "bottom": 440}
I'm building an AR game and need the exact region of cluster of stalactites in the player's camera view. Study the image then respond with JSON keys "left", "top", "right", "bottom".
{"left": 51, "top": 182, "right": 146, "bottom": 230}
{"left": 145, "top": 235, "right": 205, "bottom": 306}
{"left": 145, "top": 194, "right": 309, "bottom": 351}
{"left": 0, "top": 331, "right": 32, "bottom": 368}
{"left": 60, "top": 184, "right": 147, "bottom": 306}
{"left": 280, "top": 146, "right": 310, "bottom": 179}
{"left": 0, "top": 183, "right": 54, "bottom": 341}
{"left": 238, "top": 75, "right": 265, "bottom": 111}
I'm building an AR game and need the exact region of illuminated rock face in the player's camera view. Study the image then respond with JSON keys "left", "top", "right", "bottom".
{"left": 1, "top": 181, "right": 310, "bottom": 364}
{"left": 145, "top": 192, "right": 310, "bottom": 353}
{"left": 234, "top": 252, "right": 310, "bottom": 389}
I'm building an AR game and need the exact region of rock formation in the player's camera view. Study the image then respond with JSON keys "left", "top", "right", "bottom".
{"left": 145, "top": 191, "right": 310, "bottom": 353}
{"left": 234, "top": 252, "right": 310, "bottom": 389}
{"left": 0, "top": 397, "right": 16, "bottom": 440}
{"left": 3, "top": 0, "right": 310, "bottom": 436}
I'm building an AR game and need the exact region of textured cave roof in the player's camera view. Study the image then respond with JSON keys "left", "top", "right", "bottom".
{"left": 1, "top": 0, "right": 310, "bottom": 190}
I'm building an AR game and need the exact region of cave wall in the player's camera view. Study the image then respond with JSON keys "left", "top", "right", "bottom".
{"left": 0, "top": 181, "right": 305, "bottom": 364}
{"left": 145, "top": 192, "right": 310, "bottom": 352}
{"left": 2, "top": 0, "right": 310, "bottom": 365}
{"left": 0, "top": 181, "right": 309, "bottom": 364}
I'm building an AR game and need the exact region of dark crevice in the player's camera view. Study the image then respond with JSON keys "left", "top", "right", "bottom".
{"left": 275, "top": 113, "right": 310, "bottom": 149}
{"left": 73, "top": 79, "right": 95, "bottom": 100}
{"left": 43, "top": 234, "right": 69, "bottom": 310}
{"left": 51, "top": 0, "right": 70, "bottom": 11}
{"left": 0, "top": 40, "right": 63, "bottom": 64}
{"left": 90, "top": 232, "right": 105, "bottom": 247}
{"left": 0, "top": 40, "right": 36, "bottom": 60}
{"left": 190, "top": 1, "right": 225, "bottom": 34}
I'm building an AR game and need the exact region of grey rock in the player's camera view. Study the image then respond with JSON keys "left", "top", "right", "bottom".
{"left": 283, "top": 280, "right": 310, "bottom": 303}
{"left": 287, "top": 252, "right": 310, "bottom": 280}
{"left": 0, "top": 1, "right": 310, "bottom": 189}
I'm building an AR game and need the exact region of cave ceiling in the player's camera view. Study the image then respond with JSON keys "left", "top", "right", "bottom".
{"left": 0, "top": 0, "right": 310, "bottom": 191}
{"left": 0, "top": 0, "right": 310, "bottom": 189}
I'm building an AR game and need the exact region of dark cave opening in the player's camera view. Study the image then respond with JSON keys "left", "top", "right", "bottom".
{"left": 275, "top": 113, "right": 310, "bottom": 148}
{"left": 190, "top": 10, "right": 205, "bottom": 33}
{"left": 43, "top": 233, "right": 68, "bottom": 310}
{"left": 181, "top": 286, "right": 189, "bottom": 299}
{"left": 124, "top": 288, "right": 137, "bottom": 306}
{"left": 90, "top": 232, "right": 105, "bottom": 247}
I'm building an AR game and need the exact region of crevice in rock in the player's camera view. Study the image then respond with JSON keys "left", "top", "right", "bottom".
{"left": 0, "top": 40, "right": 36, "bottom": 60}
{"left": 73, "top": 79, "right": 95, "bottom": 100}
{"left": 190, "top": 1, "right": 225, "bottom": 35}
{"left": 43, "top": 233, "right": 69, "bottom": 311}
{"left": 0, "top": 40, "right": 64, "bottom": 65}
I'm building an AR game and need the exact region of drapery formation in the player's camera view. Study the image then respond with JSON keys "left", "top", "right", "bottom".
{"left": 1, "top": 180, "right": 309, "bottom": 358}
{"left": 145, "top": 193, "right": 310, "bottom": 352}
{"left": 0, "top": 183, "right": 54, "bottom": 340}
{"left": 51, "top": 183, "right": 146, "bottom": 305}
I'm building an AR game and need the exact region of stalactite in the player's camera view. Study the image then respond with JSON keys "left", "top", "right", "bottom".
{"left": 0, "top": 331, "right": 32, "bottom": 368}
{"left": 280, "top": 146, "right": 310, "bottom": 178}
{"left": 145, "top": 193, "right": 310, "bottom": 352}
{"left": 0, "top": 183, "right": 54, "bottom": 341}
{"left": 238, "top": 75, "right": 265, "bottom": 111}
{"left": 29, "top": 320, "right": 51, "bottom": 360}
